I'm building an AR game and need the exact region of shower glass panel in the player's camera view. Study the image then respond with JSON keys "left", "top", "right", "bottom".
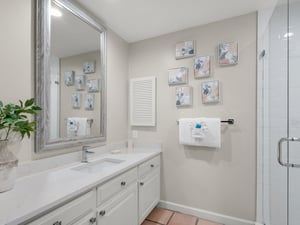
{"left": 288, "top": 0, "right": 300, "bottom": 224}
{"left": 259, "top": 0, "right": 300, "bottom": 224}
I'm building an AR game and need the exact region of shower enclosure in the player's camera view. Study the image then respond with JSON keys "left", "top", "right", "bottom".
{"left": 258, "top": 0, "right": 300, "bottom": 224}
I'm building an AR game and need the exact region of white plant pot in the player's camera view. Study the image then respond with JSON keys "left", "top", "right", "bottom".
{"left": 0, "top": 140, "right": 18, "bottom": 193}
{"left": 0, "top": 166, "right": 16, "bottom": 192}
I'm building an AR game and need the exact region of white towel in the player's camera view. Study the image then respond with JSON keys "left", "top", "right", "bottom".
{"left": 67, "top": 118, "right": 78, "bottom": 138}
{"left": 67, "top": 117, "right": 91, "bottom": 137}
{"left": 179, "top": 118, "right": 221, "bottom": 148}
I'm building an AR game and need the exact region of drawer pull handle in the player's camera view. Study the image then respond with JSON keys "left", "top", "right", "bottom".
{"left": 150, "top": 164, "right": 154, "bottom": 168}
{"left": 53, "top": 221, "right": 62, "bottom": 225}
{"left": 89, "top": 217, "right": 96, "bottom": 224}
{"left": 140, "top": 182, "right": 144, "bottom": 186}
{"left": 121, "top": 181, "right": 126, "bottom": 186}
{"left": 99, "top": 210, "right": 106, "bottom": 216}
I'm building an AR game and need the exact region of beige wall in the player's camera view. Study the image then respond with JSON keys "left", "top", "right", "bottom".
{"left": 60, "top": 51, "right": 101, "bottom": 138}
{"left": 128, "top": 13, "right": 257, "bottom": 220}
{"left": 0, "top": 0, "right": 129, "bottom": 161}
{"left": 0, "top": 0, "right": 34, "bottom": 161}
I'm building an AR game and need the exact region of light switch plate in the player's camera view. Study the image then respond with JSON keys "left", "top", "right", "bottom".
{"left": 132, "top": 130, "right": 138, "bottom": 138}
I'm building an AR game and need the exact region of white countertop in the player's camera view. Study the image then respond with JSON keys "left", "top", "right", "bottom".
{"left": 0, "top": 148, "right": 161, "bottom": 225}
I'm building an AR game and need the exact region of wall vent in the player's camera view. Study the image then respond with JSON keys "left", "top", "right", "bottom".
{"left": 129, "top": 76, "right": 156, "bottom": 126}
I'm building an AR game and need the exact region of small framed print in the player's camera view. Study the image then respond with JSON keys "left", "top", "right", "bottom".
{"left": 64, "top": 71, "right": 74, "bottom": 86}
{"left": 168, "top": 67, "right": 188, "bottom": 85}
{"left": 86, "top": 79, "right": 99, "bottom": 92}
{"left": 75, "top": 75, "right": 85, "bottom": 90}
{"left": 175, "top": 40, "right": 195, "bottom": 59}
{"left": 71, "top": 93, "right": 81, "bottom": 109}
{"left": 194, "top": 56, "right": 210, "bottom": 78}
{"left": 85, "top": 93, "right": 94, "bottom": 110}
{"left": 83, "top": 61, "right": 95, "bottom": 74}
{"left": 201, "top": 80, "right": 220, "bottom": 104}
{"left": 175, "top": 86, "right": 193, "bottom": 107}
{"left": 219, "top": 41, "right": 238, "bottom": 65}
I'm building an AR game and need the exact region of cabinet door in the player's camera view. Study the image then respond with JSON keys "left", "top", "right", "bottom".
{"left": 27, "top": 190, "right": 96, "bottom": 225}
{"left": 139, "top": 169, "right": 160, "bottom": 224}
{"left": 97, "top": 183, "right": 138, "bottom": 225}
{"left": 72, "top": 212, "right": 96, "bottom": 225}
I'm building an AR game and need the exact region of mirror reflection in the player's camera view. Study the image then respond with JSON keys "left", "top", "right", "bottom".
{"left": 50, "top": 3, "right": 101, "bottom": 140}
{"left": 36, "top": 0, "right": 106, "bottom": 152}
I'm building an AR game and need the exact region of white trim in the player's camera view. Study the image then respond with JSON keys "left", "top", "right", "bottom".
{"left": 254, "top": 223, "right": 265, "bottom": 225}
{"left": 158, "top": 200, "right": 255, "bottom": 225}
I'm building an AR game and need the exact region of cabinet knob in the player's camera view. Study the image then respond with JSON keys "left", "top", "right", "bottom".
{"left": 99, "top": 210, "right": 106, "bottom": 216}
{"left": 140, "top": 182, "right": 144, "bottom": 186}
{"left": 150, "top": 164, "right": 154, "bottom": 168}
{"left": 121, "top": 181, "right": 126, "bottom": 186}
{"left": 53, "top": 221, "right": 62, "bottom": 225}
{"left": 89, "top": 217, "right": 96, "bottom": 224}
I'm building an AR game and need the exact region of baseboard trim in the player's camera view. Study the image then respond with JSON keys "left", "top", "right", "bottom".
{"left": 158, "top": 200, "right": 255, "bottom": 225}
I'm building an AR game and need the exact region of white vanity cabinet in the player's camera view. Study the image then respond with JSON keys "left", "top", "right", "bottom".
{"left": 27, "top": 190, "right": 96, "bottom": 225}
{"left": 138, "top": 155, "right": 160, "bottom": 224}
{"left": 96, "top": 167, "right": 138, "bottom": 225}
{"left": 20, "top": 153, "right": 161, "bottom": 225}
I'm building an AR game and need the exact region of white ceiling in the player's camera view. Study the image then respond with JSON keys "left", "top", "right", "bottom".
{"left": 76, "top": 0, "right": 278, "bottom": 43}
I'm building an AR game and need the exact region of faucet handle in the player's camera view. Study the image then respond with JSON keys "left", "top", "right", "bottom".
{"left": 82, "top": 145, "right": 91, "bottom": 151}
{"left": 82, "top": 146, "right": 94, "bottom": 154}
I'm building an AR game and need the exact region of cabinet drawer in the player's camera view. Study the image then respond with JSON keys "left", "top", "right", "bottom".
{"left": 97, "top": 167, "right": 137, "bottom": 205}
{"left": 27, "top": 190, "right": 96, "bottom": 225}
{"left": 97, "top": 183, "right": 138, "bottom": 225}
{"left": 138, "top": 155, "right": 160, "bottom": 178}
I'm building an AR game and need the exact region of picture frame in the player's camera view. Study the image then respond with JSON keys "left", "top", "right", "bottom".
{"left": 71, "top": 93, "right": 81, "bottom": 109}
{"left": 85, "top": 93, "right": 94, "bottom": 110}
{"left": 64, "top": 71, "right": 75, "bottom": 86}
{"left": 168, "top": 67, "right": 188, "bottom": 85}
{"left": 86, "top": 79, "right": 99, "bottom": 92}
{"left": 219, "top": 41, "right": 238, "bottom": 65}
{"left": 75, "top": 75, "right": 85, "bottom": 90}
{"left": 201, "top": 80, "right": 220, "bottom": 103}
{"left": 194, "top": 56, "right": 210, "bottom": 78}
{"left": 175, "top": 40, "right": 195, "bottom": 59}
{"left": 83, "top": 61, "right": 96, "bottom": 74}
{"left": 175, "top": 86, "right": 193, "bottom": 107}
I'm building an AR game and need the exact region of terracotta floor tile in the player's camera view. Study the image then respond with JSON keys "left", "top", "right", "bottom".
{"left": 197, "top": 219, "right": 223, "bottom": 225}
{"left": 168, "top": 212, "right": 197, "bottom": 225}
{"left": 146, "top": 207, "right": 174, "bottom": 224}
{"left": 142, "top": 220, "right": 160, "bottom": 225}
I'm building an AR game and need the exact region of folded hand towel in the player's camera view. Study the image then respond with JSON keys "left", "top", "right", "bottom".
{"left": 67, "top": 117, "right": 91, "bottom": 137}
{"left": 179, "top": 117, "right": 220, "bottom": 148}
{"left": 67, "top": 118, "right": 78, "bottom": 138}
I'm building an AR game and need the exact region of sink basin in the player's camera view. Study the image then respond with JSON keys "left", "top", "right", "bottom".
{"left": 72, "top": 158, "right": 124, "bottom": 173}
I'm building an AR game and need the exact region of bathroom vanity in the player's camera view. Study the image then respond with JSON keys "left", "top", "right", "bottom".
{"left": 0, "top": 147, "right": 161, "bottom": 225}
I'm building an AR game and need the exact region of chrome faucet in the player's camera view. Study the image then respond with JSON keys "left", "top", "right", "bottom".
{"left": 81, "top": 146, "right": 94, "bottom": 163}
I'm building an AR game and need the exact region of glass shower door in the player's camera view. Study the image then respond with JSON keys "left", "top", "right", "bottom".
{"left": 259, "top": 0, "right": 300, "bottom": 224}
{"left": 272, "top": 0, "right": 300, "bottom": 224}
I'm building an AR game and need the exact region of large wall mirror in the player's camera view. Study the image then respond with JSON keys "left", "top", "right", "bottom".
{"left": 35, "top": 0, "right": 107, "bottom": 152}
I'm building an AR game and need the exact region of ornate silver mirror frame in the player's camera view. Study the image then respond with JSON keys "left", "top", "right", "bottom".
{"left": 35, "top": 0, "right": 107, "bottom": 152}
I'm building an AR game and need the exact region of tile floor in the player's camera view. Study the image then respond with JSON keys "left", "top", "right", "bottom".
{"left": 142, "top": 207, "right": 224, "bottom": 225}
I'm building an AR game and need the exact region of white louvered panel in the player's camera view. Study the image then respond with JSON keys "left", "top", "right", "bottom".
{"left": 130, "top": 76, "right": 156, "bottom": 126}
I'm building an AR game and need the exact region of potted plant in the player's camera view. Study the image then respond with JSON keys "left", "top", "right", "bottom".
{"left": 0, "top": 98, "right": 41, "bottom": 192}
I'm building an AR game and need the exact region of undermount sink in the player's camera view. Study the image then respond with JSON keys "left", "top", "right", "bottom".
{"left": 72, "top": 158, "right": 124, "bottom": 173}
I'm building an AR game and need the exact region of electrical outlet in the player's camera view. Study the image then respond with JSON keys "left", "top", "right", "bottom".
{"left": 132, "top": 130, "right": 138, "bottom": 138}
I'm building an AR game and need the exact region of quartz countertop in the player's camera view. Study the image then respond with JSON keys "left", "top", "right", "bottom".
{"left": 0, "top": 147, "right": 161, "bottom": 225}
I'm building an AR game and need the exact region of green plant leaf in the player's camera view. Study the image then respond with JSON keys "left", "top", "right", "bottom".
{"left": 0, "top": 98, "right": 41, "bottom": 140}
{"left": 25, "top": 98, "right": 34, "bottom": 107}
{"left": 32, "top": 106, "right": 42, "bottom": 111}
